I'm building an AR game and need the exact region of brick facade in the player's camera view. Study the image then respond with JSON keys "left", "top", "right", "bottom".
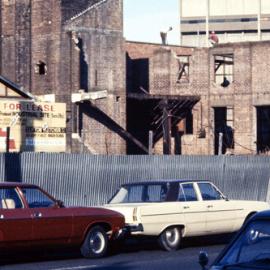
{"left": 126, "top": 41, "right": 270, "bottom": 155}
{"left": 1, "top": 1, "right": 270, "bottom": 155}
{"left": 0, "top": 0, "right": 126, "bottom": 154}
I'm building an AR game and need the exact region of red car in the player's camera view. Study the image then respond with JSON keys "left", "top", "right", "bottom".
{"left": 0, "top": 182, "right": 125, "bottom": 258}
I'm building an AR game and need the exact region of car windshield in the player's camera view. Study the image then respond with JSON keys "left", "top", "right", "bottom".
{"left": 217, "top": 220, "right": 270, "bottom": 268}
{"left": 21, "top": 187, "right": 56, "bottom": 208}
{"left": 109, "top": 184, "right": 168, "bottom": 204}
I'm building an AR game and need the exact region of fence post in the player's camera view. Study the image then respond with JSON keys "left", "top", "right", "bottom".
{"left": 148, "top": 130, "right": 153, "bottom": 155}
{"left": 218, "top": 132, "right": 223, "bottom": 155}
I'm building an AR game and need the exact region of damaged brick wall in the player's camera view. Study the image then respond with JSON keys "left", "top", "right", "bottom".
{"left": 127, "top": 41, "right": 270, "bottom": 155}
{"left": 65, "top": 0, "right": 126, "bottom": 154}
{"left": 0, "top": 0, "right": 126, "bottom": 154}
{"left": 1, "top": 0, "right": 32, "bottom": 88}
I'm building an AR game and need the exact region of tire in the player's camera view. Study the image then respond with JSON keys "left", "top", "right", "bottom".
{"left": 80, "top": 225, "right": 108, "bottom": 258}
{"left": 158, "top": 227, "right": 182, "bottom": 251}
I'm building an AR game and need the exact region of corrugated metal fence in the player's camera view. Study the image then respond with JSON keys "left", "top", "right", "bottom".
{"left": 0, "top": 153, "right": 270, "bottom": 206}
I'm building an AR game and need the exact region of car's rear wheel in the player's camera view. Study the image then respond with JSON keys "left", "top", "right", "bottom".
{"left": 158, "top": 226, "right": 181, "bottom": 251}
{"left": 80, "top": 225, "right": 108, "bottom": 258}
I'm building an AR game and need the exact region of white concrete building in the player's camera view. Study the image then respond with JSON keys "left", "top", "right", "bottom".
{"left": 180, "top": 0, "right": 270, "bottom": 47}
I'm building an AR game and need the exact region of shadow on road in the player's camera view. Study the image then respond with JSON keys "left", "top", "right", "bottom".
{"left": 112, "top": 233, "right": 234, "bottom": 254}
{"left": 1, "top": 233, "right": 234, "bottom": 266}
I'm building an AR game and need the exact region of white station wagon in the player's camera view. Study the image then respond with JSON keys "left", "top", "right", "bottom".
{"left": 105, "top": 180, "right": 269, "bottom": 251}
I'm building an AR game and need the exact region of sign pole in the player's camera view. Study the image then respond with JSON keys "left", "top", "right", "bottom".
{"left": 6, "top": 127, "right": 10, "bottom": 153}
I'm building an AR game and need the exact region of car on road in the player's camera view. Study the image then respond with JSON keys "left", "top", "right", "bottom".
{"left": 104, "top": 180, "right": 269, "bottom": 251}
{"left": 199, "top": 210, "right": 270, "bottom": 270}
{"left": 0, "top": 182, "right": 125, "bottom": 258}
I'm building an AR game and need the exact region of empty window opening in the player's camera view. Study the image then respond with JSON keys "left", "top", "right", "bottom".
{"left": 214, "top": 54, "right": 233, "bottom": 87}
{"left": 214, "top": 107, "right": 234, "bottom": 155}
{"left": 173, "top": 110, "right": 193, "bottom": 155}
{"left": 35, "top": 61, "right": 47, "bottom": 75}
{"left": 177, "top": 111, "right": 193, "bottom": 135}
{"left": 257, "top": 106, "right": 270, "bottom": 154}
{"left": 77, "top": 38, "right": 89, "bottom": 92}
{"left": 176, "top": 55, "right": 190, "bottom": 83}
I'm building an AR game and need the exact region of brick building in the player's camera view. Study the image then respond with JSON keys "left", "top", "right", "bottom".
{"left": 1, "top": 0, "right": 270, "bottom": 155}
{"left": 126, "top": 40, "right": 270, "bottom": 155}
{"left": 0, "top": 0, "right": 126, "bottom": 154}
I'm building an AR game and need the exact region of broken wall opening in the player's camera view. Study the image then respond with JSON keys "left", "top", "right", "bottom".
{"left": 127, "top": 94, "right": 199, "bottom": 155}
{"left": 214, "top": 54, "right": 234, "bottom": 87}
{"left": 257, "top": 106, "right": 270, "bottom": 154}
{"left": 214, "top": 107, "right": 234, "bottom": 155}
{"left": 126, "top": 54, "right": 149, "bottom": 94}
{"left": 176, "top": 55, "right": 190, "bottom": 84}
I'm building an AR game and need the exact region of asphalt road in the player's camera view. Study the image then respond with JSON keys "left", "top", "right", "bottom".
{"left": 0, "top": 236, "right": 231, "bottom": 270}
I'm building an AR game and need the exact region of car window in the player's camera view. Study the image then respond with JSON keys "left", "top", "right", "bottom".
{"left": 109, "top": 187, "right": 128, "bottom": 204}
{"left": 179, "top": 183, "right": 198, "bottom": 201}
{"left": 21, "top": 188, "right": 55, "bottom": 208}
{"left": 145, "top": 184, "right": 168, "bottom": 202}
{"left": 219, "top": 220, "right": 270, "bottom": 266}
{"left": 128, "top": 185, "right": 144, "bottom": 203}
{"left": 198, "top": 183, "right": 222, "bottom": 200}
{"left": 0, "top": 188, "right": 23, "bottom": 209}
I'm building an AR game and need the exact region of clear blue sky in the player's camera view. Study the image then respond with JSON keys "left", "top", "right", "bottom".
{"left": 123, "top": 0, "right": 180, "bottom": 45}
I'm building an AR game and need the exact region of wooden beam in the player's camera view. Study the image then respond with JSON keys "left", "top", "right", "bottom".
{"left": 80, "top": 101, "right": 148, "bottom": 154}
{"left": 162, "top": 101, "right": 171, "bottom": 155}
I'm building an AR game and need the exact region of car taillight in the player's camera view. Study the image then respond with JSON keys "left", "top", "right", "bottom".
{"left": 133, "top": 207, "right": 138, "bottom": 222}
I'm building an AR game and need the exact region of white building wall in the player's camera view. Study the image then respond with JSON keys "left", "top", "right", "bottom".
{"left": 262, "top": 0, "right": 270, "bottom": 14}
{"left": 181, "top": 0, "right": 207, "bottom": 17}
{"left": 209, "top": 0, "right": 258, "bottom": 16}
{"left": 181, "top": 0, "right": 263, "bottom": 18}
{"left": 180, "top": 0, "right": 270, "bottom": 46}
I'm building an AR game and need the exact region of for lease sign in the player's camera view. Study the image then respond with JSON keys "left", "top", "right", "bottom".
{"left": 0, "top": 100, "right": 66, "bottom": 152}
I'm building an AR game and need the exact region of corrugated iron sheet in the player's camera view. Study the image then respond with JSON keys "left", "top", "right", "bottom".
{"left": 0, "top": 153, "right": 269, "bottom": 206}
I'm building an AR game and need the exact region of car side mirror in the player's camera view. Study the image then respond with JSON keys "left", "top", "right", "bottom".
{"left": 199, "top": 251, "right": 209, "bottom": 270}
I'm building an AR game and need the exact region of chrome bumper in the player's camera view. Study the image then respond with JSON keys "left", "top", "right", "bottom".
{"left": 113, "top": 224, "right": 144, "bottom": 239}
{"left": 126, "top": 223, "right": 144, "bottom": 233}
{"left": 114, "top": 227, "right": 129, "bottom": 239}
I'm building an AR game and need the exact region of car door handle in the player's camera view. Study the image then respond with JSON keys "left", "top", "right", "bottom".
{"left": 183, "top": 206, "right": 190, "bottom": 209}
{"left": 207, "top": 205, "right": 213, "bottom": 208}
{"left": 0, "top": 214, "right": 4, "bottom": 219}
{"left": 32, "top": 213, "right": 42, "bottom": 218}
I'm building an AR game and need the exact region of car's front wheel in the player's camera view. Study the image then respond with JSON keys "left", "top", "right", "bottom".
{"left": 80, "top": 225, "right": 108, "bottom": 258}
{"left": 158, "top": 226, "right": 182, "bottom": 251}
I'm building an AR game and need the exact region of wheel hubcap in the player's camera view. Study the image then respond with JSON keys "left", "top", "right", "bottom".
{"left": 165, "top": 228, "right": 179, "bottom": 245}
{"left": 89, "top": 231, "right": 105, "bottom": 254}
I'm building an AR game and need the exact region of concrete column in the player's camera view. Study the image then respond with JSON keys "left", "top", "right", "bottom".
{"left": 206, "top": 0, "right": 210, "bottom": 47}
{"left": 258, "top": 0, "right": 262, "bottom": 41}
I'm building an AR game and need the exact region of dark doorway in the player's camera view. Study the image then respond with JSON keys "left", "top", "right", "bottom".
{"left": 214, "top": 107, "right": 234, "bottom": 155}
{"left": 126, "top": 54, "right": 149, "bottom": 94}
{"left": 127, "top": 99, "right": 152, "bottom": 154}
{"left": 257, "top": 106, "right": 270, "bottom": 153}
